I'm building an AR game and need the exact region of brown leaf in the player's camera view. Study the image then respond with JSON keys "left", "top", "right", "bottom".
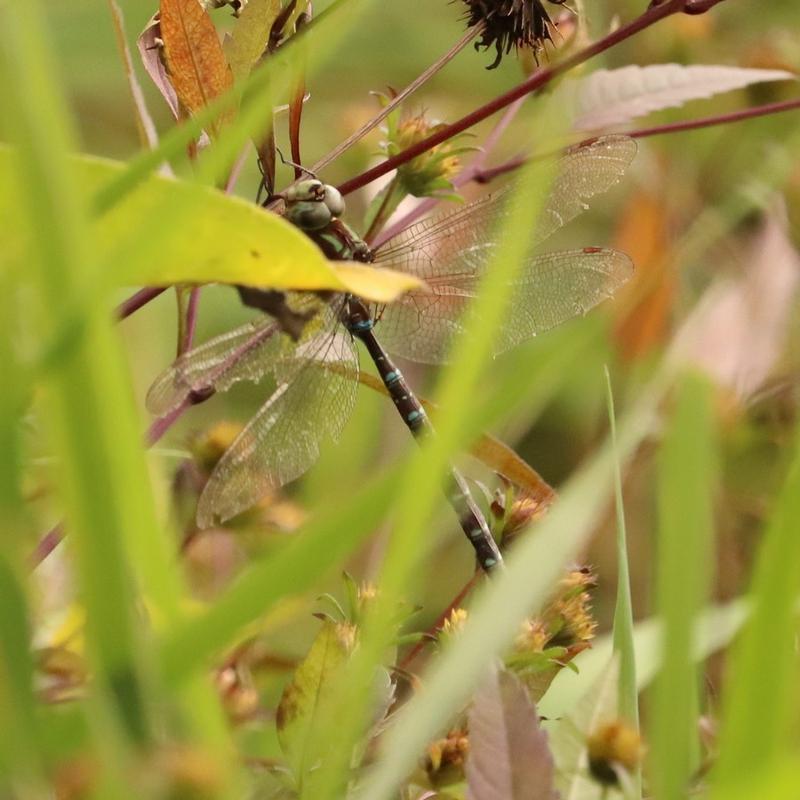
{"left": 612, "top": 187, "right": 676, "bottom": 360}
{"left": 159, "top": 0, "right": 234, "bottom": 138}
{"left": 466, "top": 663, "right": 558, "bottom": 800}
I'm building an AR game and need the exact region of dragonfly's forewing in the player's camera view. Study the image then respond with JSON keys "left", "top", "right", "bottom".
{"left": 195, "top": 320, "right": 359, "bottom": 527}
{"left": 373, "top": 135, "right": 637, "bottom": 364}
{"left": 534, "top": 135, "right": 638, "bottom": 246}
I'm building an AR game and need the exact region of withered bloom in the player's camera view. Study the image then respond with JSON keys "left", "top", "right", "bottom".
{"left": 462, "top": 0, "right": 566, "bottom": 69}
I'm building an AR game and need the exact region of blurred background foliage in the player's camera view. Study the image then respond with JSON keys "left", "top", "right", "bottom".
{"left": 5, "top": 0, "right": 800, "bottom": 797}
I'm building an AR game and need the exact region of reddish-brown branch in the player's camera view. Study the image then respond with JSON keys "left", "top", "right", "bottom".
{"left": 336, "top": 0, "right": 706, "bottom": 197}
{"left": 398, "top": 570, "right": 482, "bottom": 671}
{"left": 116, "top": 286, "right": 167, "bottom": 319}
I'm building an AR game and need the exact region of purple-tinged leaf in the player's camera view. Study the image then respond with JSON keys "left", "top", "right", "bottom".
{"left": 466, "top": 663, "right": 558, "bottom": 800}
{"left": 138, "top": 14, "right": 180, "bottom": 120}
{"left": 669, "top": 201, "right": 800, "bottom": 403}
{"left": 573, "top": 64, "right": 796, "bottom": 131}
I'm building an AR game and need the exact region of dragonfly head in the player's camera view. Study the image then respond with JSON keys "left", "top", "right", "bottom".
{"left": 283, "top": 180, "right": 346, "bottom": 231}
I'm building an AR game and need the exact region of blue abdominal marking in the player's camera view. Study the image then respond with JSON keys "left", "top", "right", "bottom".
{"left": 406, "top": 409, "right": 425, "bottom": 423}
{"left": 349, "top": 319, "right": 373, "bottom": 332}
{"left": 385, "top": 370, "right": 402, "bottom": 384}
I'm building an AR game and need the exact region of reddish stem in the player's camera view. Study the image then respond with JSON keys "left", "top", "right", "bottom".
{"left": 629, "top": 96, "right": 800, "bottom": 140}
{"left": 336, "top": 0, "right": 696, "bottom": 197}
{"left": 116, "top": 286, "right": 167, "bottom": 319}
{"left": 398, "top": 571, "right": 482, "bottom": 671}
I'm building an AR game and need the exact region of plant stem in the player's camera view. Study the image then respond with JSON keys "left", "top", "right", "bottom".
{"left": 336, "top": 0, "right": 722, "bottom": 197}
{"left": 116, "top": 286, "right": 167, "bottom": 319}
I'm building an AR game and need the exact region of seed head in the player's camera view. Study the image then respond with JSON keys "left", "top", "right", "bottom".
{"left": 462, "top": 0, "right": 566, "bottom": 69}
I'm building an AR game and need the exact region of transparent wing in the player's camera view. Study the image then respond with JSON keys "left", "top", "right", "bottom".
{"left": 534, "top": 134, "right": 638, "bottom": 245}
{"left": 196, "top": 318, "right": 359, "bottom": 527}
{"left": 375, "top": 135, "right": 637, "bottom": 280}
{"left": 375, "top": 248, "right": 633, "bottom": 363}
{"left": 371, "top": 135, "right": 637, "bottom": 364}
{"left": 146, "top": 294, "right": 326, "bottom": 417}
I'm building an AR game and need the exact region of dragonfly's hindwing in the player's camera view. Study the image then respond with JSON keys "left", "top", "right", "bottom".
{"left": 146, "top": 317, "right": 282, "bottom": 417}
{"left": 196, "top": 320, "right": 359, "bottom": 527}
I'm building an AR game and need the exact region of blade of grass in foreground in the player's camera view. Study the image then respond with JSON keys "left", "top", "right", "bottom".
{"left": 651, "top": 372, "right": 716, "bottom": 800}
{"left": 710, "top": 416, "right": 800, "bottom": 796}
{"left": 0, "top": 558, "right": 46, "bottom": 792}
{"left": 300, "top": 102, "right": 572, "bottom": 800}
{"left": 606, "top": 366, "right": 641, "bottom": 798}
{"left": 1, "top": 0, "right": 149, "bottom": 758}
{"left": 1, "top": 4, "right": 237, "bottom": 793}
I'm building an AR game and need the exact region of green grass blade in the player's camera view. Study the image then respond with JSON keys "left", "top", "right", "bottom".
{"left": 606, "top": 366, "right": 641, "bottom": 797}
{"left": 300, "top": 101, "right": 573, "bottom": 800}
{"left": 0, "top": 557, "right": 46, "bottom": 792}
{"left": 711, "top": 417, "right": 800, "bottom": 793}
{"left": 0, "top": 0, "right": 151, "bottom": 750}
{"left": 650, "top": 372, "right": 716, "bottom": 800}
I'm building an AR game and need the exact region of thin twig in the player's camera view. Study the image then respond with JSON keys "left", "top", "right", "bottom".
{"left": 179, "top": 287, "right": 202, "bottom": 355}
{"left": 116, "top": 286, "right": 167, "bottom": 319}
{"left": 470, "top": 95, "right": 800, "bottom": 186}
{"left": 310, "top": 24, "right": 482, "bottom": 176}
{"left": 398, "top": 571, "right": 482, "bottom": 671}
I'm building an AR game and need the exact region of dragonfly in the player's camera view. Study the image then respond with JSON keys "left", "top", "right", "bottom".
{"left": 147, "top": 134, "right": 637, "bottom": 572}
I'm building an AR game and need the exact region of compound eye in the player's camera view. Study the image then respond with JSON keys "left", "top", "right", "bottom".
{"left": 285, "top": 179, "right": 325, "bottom": 203}
{"left": 322, "top": 185, "right": 345, "bottom": 218}
{"left": 285, "top": 199, "right": 332, "bottom": 231}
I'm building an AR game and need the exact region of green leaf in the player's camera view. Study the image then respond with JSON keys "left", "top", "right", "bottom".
{"left": 548, "top": 659, "right": 620, "bottom": 800}
{"left": 711, "top": 418, "right": 800, "bottom": 793}
{"left": 225, "top": 0, "right": 283, "bottom": 80}
{"left": 651, "top": 372, "right": 716, "bottom": 800}
{"left": 0, "top": 146, "right": 421, "bottom": 301}
{"left": 541, "top": 601, "right": 748, "bottom": 725}
{"left": 277, "top": 620, "right": 355, "bottom": 781}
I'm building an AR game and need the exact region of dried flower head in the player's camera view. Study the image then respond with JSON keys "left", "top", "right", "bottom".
{"left": 512, "top": 566, "right": 597, "bottom": 655}
{"left": 439, "top": 608, "right": 469, "bottom": 643}
{"left": 425, "top": 726, "right": 470, "bottom": 786}
{"left": 462, "top": 0, "right": 567, "bottom": 69}
{"left": 190, "top": 421, "right": 244, "bottom": 474}
{"left": 587, "top": 721, "right": 646, "bottom": 786}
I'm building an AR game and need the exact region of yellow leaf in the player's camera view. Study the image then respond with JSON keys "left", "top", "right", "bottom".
{"left": 0, "top": 146, "right": 423, "bottom": 303}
